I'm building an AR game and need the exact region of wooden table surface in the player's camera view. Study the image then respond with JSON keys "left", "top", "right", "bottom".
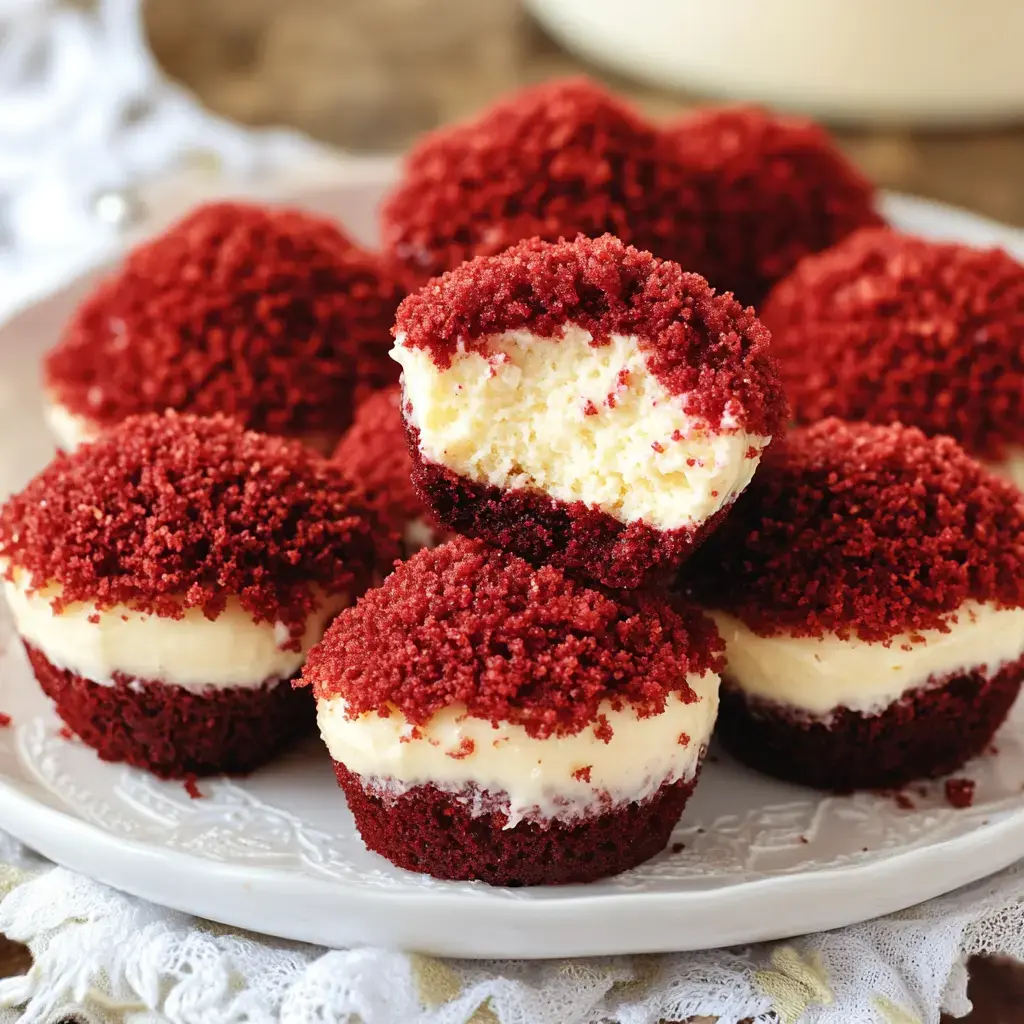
{"left": 2, "top": 1, "right": 1023, "bottom": 1018}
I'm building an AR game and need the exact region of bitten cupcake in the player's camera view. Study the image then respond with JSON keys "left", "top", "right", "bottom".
{"left": 380, "top": 77, "right": 698, "bottom": 289}
{"left": 762, "top": 227, "right": 1024, "bottom": 486}
{"left": 332, "top": 387, "right": 442, "bottom": 554}
{"left": 682, "top": 419, "right": 1024, "bottom": 791}
{"left": 393, "top": 234, "right": 788, "bottom": 589}
{"left": 666, "top": 106, "right": 881, "bottom": 305}
{"left": 301, "top": 538, "right": 722, "bottom": 885}
{"left": 43, "top": 201, "right": 405, "bottom": 453}
{"left": 0, "top": 412, "right": 394, "bottom": 778}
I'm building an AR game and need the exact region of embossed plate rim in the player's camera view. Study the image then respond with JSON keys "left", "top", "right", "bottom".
{"left": 0, "top": 171, "right": 1022, "bottom": 957}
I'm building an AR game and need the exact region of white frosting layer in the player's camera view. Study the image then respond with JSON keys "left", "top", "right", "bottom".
{"left": 393, "top": 325, "right": 768, "bottom": 533}
{"left": 317, "top": 672, "right": 719, "bottom": 827}
{"left": 4, "top": 573, "right": 346, "bottom": 691}
{"left": 711, "top": 602, "right": 1024, "bottom": 717}
{"left": 988, "top": 448, "right": 1024, "bottom": 492}
{"left": 43, "top": 397, "right": 99, "bottom": 452}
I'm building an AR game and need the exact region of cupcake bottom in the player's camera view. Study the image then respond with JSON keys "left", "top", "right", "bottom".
{"left": 334, "top": 761, "right": 700, "bottom": 885}
{"left": 24, "top": 643, "right": 312, "bottom": 778}
{"left": 717, "top": 654, "right": 1024, "bottom": 791}
{"left": 410, "top": 441, "right": 731, "bottom": 590}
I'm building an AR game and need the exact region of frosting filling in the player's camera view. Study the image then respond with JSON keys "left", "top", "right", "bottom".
{"left": 4, "top": 570, "right": 347, "bottom": 691}
{"left": 710, "top": 602, "right": 1024, "bottom": 716}
{"left": 317, "top": 672, "right": 719, "bottom": 827}
{"left": 393, "top": 324, "right": 768, "bottom": 533}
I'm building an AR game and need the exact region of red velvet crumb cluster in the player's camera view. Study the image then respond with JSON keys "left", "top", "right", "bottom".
{"left": 380, "top": 77, "right": 698, "bottom": 289}
{"left": 667, "top": 106, "right": 882, "bottom": 304}
{"left": 332, "top": 387, "right": 432, "bottom": 541}
{"left": 302, "top": 536, "right": 723, "bottom": 738}
{"left": 0, "top": 412, "right": 397, "bottom": 642}
{"left": 682, "top": 419, "right": 1024, "bottom": 641}
{"left": 761, "top": 227, "right": 1024, "bottom": 461}
{"left": 944, "top": 778, "right": 977, "bottom": 809}
{"left": 45, "top": 201, "right": 405, "bottom": 438}
{"left": 395, "top": 234, "right": 787, "bottom": 437}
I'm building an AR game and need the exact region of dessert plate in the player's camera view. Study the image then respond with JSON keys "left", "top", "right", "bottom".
{"left": 1, "top": 168, "right": 1023, "bottom": 959}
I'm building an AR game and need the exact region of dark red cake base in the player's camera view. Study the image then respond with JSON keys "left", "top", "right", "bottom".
{"left": 717, "top": 654, "right": 1024, "bottom": 791}
{"left": 334, "top": 761, "right": 699, "bottom": 885}
{"left": 408, "top": 437, "right": 733, "bottom": 589}
{"left": 25, "top": 643, "right": 313, "bottom": 778}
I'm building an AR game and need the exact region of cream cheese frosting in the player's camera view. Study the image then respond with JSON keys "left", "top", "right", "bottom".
{"left": 988, "top": 448, "right": 1024, "bottom": 492}
{"left": 393, "top": 324, "right": 769, "bottom": 533}
{"left": 317, "top": 671, "right": 719, "bottom": 827}
{"left": 42, "top": 396, "right": 99, "bottom": 452}
{"left": 4, "top": 571, "right": 347, "bottom": 691}
{"left": 711, "top": 602, "right": 1024, "bottom": 717}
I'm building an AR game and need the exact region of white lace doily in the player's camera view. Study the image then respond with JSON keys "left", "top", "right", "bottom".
{"left": 2, "top": 2, "right": 1024, "bottom": 1022}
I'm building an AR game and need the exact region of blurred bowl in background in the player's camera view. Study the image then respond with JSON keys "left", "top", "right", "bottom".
{"left": 524, "top": 0, "right": 1024, "bottom": 126}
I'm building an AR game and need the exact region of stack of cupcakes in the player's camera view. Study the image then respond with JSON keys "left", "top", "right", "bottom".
{"left": 299, "top": 231, "right": 789, "bottom": 884}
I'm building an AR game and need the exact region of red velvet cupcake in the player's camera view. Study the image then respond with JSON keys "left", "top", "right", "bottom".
{"left": 761, "top": 227, "right": 1024, "bottom": 488}
{"left": 666, "top": 106, "right": 881, "bottom": 305}
{"left": 332, "top": 387, "right": 443, "bottom": 554}
{"left": 379, "top": 77, "right": 698, "bottom": 289}
{"left": 43, "top": 202, "right": 405, "bottom": 454}
{"left": 301, "top": 537, "right": 723, "bottom": 886}
{"left": 0, "top": 412, "right": 395, "bottom": 778}
{"left": 681, "top": 419, "right": 1024, "bottom": 791}
{"left": 392, "top": 234, "right": 788, "bottom": 589}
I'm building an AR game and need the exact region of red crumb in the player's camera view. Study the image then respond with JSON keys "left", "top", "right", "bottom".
{"left": 184, "top": 775, "right": 203, "bottom": 799}
{"left": 447, "top": 738, "right": 475, "bottom": 760}
{"left": 58, "top": 726, "right": 74, "bottom": 740}
{"left": 945, "top": 778, "right": 976, "bottom": 809}
{"left": 573, "top": 766, "right": 593, "bottom": 783}
{"left": 0, "top": 412, "right": 396, "bottom": 640}
{"left": 651, "top": 441, "right": 665, "bottom": 453}
{"left": 395, "top": 234, "right": 787, "bottom": 438}
{"left": 332, "top": 387, "right": 432, "bottom": 541}
{"left": 583, "top": 400, "right": 599, "bottom": 416}
{"left": 671, "top": 842, "right": 686, "bottom": 854}
{"left": 762, "top": 227, "right": 1024, "bottom": 462}
{"left": 380, "top": 78, "right": 698, "bottom": 289}
{"left": 886, "top": 790, "right": 915, "bottom": 810}
{"left": 667, "top": 106, "right": 881, "bottom": 304}
{"left": 302, "top": 536, "right": 723, "bottom": 738}
{"left": 0, "top": 713, "right": 10, "bottom": 727}
{"left": 45, "top": 202, "right": 405, "bottom": 438}
{"left": 678, "top": 732, "right": 691, "bottom": 746}
{"left": 683, "top": 419, "right": 1024, "bottom": 641}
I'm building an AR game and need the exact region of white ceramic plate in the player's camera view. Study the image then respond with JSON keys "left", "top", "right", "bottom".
{"left": 1, "top": 172, "right": 1023, "bottom": 959}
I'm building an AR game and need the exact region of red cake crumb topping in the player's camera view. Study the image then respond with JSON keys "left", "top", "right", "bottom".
{"left": 683, "top": 419, "right": 1024, "bottom": 641}
{"left": 396, "top": 234, "right": 787, "bottom": 436}
{"left": 667, "top": 106, "right": 881, "bottom": 304}
{"left": 332, "top": 387, "right": 429, "bottom": 536}
{"left": 302, "top": 536, "right": 723, "bottom": 738}
{"left": 0, "top": 413, "right": 396, "bottom": 641}
{"left": 762, "top": 227, "right": 1024, "bottom": 461}
{"left": 945, "top": 778, "right": 976, "bottom": 808}
{"left": 380, "top": 77, "right": 697, "bottom": 288}
{"left": 573, "top": 766, "right": 593, "bottom": 783}
{"left": 58, "top": 726, "right": 74, "bottom": 740}
{"left": 45, "top": 202, "right": 405, "bottom": 438}
{"left": 0, "top": 713, "right": 10, "bottom": 727}
{"left": 184, "top": 775, "right": 203, "bottom": 799}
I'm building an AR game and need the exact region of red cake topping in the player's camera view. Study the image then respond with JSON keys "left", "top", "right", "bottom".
{"left": 302, "top": 537, "right": 724, "bottom": 738}
{"left": 45, "top": 202, "right": 405, "bottom": 438}
{"left": 380, "top": 77, "right": 698, "bottom": 288}
{"left": 332, "top": 387, "right": 428, "bottom": 536}
{"left": 667, "top": 106, "right": 881, "bottom": 304}
{"left": 682, "top": 419, "right": 1024, "bottom": 641}
{"left": 762, "top": 227, "right": 1024, "bottom": 461}
{"left": 0, "top": 413, "right": 397, "bottom": 642}
{"left": 395, "top": 234, "right": 787, "bottom": 436}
